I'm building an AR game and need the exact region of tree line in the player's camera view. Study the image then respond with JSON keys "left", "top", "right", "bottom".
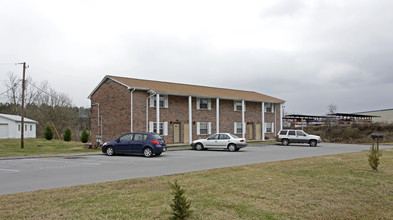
{"left": 0, "top": 73, "right": 90, "bottom": 141}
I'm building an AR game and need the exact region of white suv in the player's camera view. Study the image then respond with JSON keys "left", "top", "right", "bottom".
{"left": 276, "top": 130, "right": 322, "bottom": 147}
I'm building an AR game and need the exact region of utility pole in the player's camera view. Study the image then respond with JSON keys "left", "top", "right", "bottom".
{"left": 20, "top": 62, "right": 27, "bottom": 149}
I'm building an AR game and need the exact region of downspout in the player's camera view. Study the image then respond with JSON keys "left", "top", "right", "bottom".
{"left": 91, "top": 103, "right": 100, "bottom": 144}
{"left": 129, "top": 88, "right": 136, "bottom": 132}
{"left": 146, "top": 91, "right": 157, "bottom": 132}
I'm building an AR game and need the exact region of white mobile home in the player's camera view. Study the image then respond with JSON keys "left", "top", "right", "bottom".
{"left": 0, "top": 113, "right": 38, "bottom": 139}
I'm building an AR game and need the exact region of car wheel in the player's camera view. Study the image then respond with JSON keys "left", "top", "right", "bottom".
{"left": 106, "top": 146, "right": 115, "bottom": 156}
{"left": 143, "top": 147, "right": 153, "bottom": 157}
{"left": 195, "top": 143, "right": 203, "bottom": 151}
{"left": 310, "top": 140, "right": 317, "bottom": 147}
{"left": 282, "top": 139, "right": 289, "bottom": 146}
{"left": 228, "top": 144, "right": 237, "bottom": 152}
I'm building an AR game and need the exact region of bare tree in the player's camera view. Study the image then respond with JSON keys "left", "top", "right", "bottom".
{"left": 326, "top": 104, "right": 338, "bottom": 128}
{"left": 327, "top": 104, "right": 338, "bottom": 115}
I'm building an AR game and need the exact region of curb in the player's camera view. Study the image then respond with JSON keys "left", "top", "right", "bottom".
{"left": 0, "top": 147, "right": 191, "bottom": 160}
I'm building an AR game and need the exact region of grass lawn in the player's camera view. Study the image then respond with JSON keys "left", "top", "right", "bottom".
{"left": 1, "top": 149, "right": 392, "bottom": 219}
{"left": 0, "top": 138, "right": 100, "bottom": 157}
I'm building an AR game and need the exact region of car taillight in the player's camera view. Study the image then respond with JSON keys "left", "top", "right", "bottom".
{"left": 150, "top": 140, "right": 159, "bottom": 145}
{"left": 240, "top": 140, "right": 244, "bottom": 142}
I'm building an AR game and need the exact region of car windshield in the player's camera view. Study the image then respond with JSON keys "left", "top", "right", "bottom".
{"left": 152, "top": 134, "right": 163, "bottom": 140}
{"left": 229, "top": 134, "right": 239, "bottom": 139}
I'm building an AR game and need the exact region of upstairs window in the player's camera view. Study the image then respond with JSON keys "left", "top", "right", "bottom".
{"left": 234, "top": 101, "right": 246, "bottom": 111}
{"left": 265, "top": 103, "right": 274, "bottom": 112}
{"left": 197, "top": 98, "right": 211, "bottom": 110}
{"left": 150, "top": 95, "right": 168, "bottom": 108}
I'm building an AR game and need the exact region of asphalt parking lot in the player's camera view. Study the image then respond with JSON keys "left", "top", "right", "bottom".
{"left": 1, "top": 143, "right": 392, "bottom": 195}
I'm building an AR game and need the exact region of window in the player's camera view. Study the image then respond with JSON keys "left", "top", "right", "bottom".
{"left": 265, "top": 122, "right": 274, "bottom": 133}
{"left": 149, "top": 122, "right": 168, "bottom": 136}
{"left": 154, "top": 122, "right": 163, "bottom": 135}
{"left": 18, "top": 125, "right": 21, "bottom": 131}
{"left": 234, "top": 101, "right": 245, "bottom": 111}
{"left": 219, "top": 134, "right": 230, "bottom": 139}
{"left": 197, "top": 122, "right": 211, "bottom": 135}
{"left": 199, "top": 98, "right": 208, "bottom": 109}
{"left": 150, "top": 95, "right": 168, "bottom": 108}
{"left": 197, "top": 98, "right": 211, "bottom": 110}
{"left": 207, "top": 134, "right": 219, "bottom": 140}
{"left": 133, "top": 134, "right": 147, "bottom": 141}
{"left": 288, "top": 130, "right": 296, "bottom": 136}
{"left": 119, "top": 134, "right": 133, "bottom": 142}
{"left": 296, "top": 130, "right": 306, "bottom": 136}
{"left": 234, "top": 122, "right": 243, "bottom": 134}
{"left": 30, "top": 125, "right": 33, "bottom": 131}
{"left": 25, "top": 125, "right": 27, "bottom": 131}
{"left": 265, "top": 103, "right": 274, "bottom": 112}
{"left": 280, "top": 130, "right": 287, "bottom": 135}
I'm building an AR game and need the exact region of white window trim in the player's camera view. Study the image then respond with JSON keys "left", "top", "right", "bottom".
{"left": 196, "top": 98, "right": 211, "bottom": 110}
{"left": 150, "top": 95, "right": 168, "bottom": 108}
{"left": 197, "top": 122, "right": 211, "bottom": 135}
{"left": 234, "top": 101, "right": 246, "bottom": 112}
{"left": 149, "top": 121, "right": 168, "bottom": 136}
{"left": 265, "top": 103, "right": 274, "bottom": 113}
{"left": 265, "top": 122, "right": 274, "bottom": 133}
{"left": 234, "top": 122, "right": 244, "bottom": 134}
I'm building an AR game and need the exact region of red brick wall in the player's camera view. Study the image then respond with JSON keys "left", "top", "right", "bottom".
{"left": 90, "top": 79, "right": 131, "bottom": 147}
{"left": 90, "top": 79, "right": 282, "bottom": 145}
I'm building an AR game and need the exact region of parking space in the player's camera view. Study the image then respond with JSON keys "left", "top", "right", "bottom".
{"left": 1, "top": 143, "right": 392, "bottom": 195}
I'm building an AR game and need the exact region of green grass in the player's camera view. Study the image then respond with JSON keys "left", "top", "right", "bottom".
{"left": 1, "top": 149, "right": 392, "bottom": 219}
{"left": 0, "top": 138, "right": 100, "bottom": 157}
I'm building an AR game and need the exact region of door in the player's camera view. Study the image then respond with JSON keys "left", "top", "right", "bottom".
{"left": 115, "top": 133, "right": 134, "bottom": 153}
{"left": 131, "top": 133, "right": 146, "bottom": 153}
{"left": 205, "top": 134, "right": 219, "bottom": 148}
{"left": 184, "top": 123, "right": 189, "bottom": 143}
{"left": 173, "top": 123, "right": 180, "bottom": 143}
{"left": 216, "top": 134, "right": 231, "bottom": 148}
{"left": 248, "top": 123, "right": 254, "bottom": 140}
{"left": 255, "top": 123, "right": 261, "bottom": 140}
{"left": 0, "top": 124, "right": 8, "bottom": 138}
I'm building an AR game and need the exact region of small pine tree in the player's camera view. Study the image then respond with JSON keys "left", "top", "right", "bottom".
{"left": 169, "top": 180, "right": 193, "bottom": 220}
{"left": 63, "top": 127, "right": 72, "bottom": 142}
{"left": 368, "top": 145, "right": 382, "bottom": 171}
{"left": 80, "top": 128, "right": 90, "bottom": 143}
{"left": 44, "top": 123, "right": 54, "bottom": 140}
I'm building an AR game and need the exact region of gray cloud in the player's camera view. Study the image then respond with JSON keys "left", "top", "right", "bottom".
{"left": 1, "top": 0, "right": 392, "bottom": 115}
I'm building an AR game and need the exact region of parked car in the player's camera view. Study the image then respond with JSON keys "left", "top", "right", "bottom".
{"left": 191, "top": 133, "right": 247, "bottom": 151}
{"left": 276, "top": 129, "right": 322, "bottom": 147}
{"left": 101, "top": 132, "right": 167, "bottom": 157}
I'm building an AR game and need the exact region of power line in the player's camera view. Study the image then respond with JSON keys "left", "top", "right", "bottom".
{"left": 0, "top": 81, "right": 21, "bottom": 97}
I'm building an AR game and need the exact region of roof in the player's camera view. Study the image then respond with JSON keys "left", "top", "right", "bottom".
{"left": 89, "top": 75, "right": 284, "bottom": 103}
{"left": 328, "top": 113, "right": 380, "bottom": 118}
{"left": 284, "top": 114, "right": 334, "bottom": 119}
{"left": 0, "top": 113, "right": 39, "bottom": 124}
{"left": 356, "top": 108, "right": 393, "bottom": 114}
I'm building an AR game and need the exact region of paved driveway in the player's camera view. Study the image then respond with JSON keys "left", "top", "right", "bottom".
{"left": 0, "top": 143, "right": 391, "bottom": 195}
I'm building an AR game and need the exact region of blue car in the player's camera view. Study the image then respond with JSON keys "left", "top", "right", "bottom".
{"left": 101, "top": 132, "right": 167, "bottom": 157}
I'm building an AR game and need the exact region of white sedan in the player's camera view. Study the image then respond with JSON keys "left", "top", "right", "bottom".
{"left": 191, "top": 133, "right": 247, "bottom": 151}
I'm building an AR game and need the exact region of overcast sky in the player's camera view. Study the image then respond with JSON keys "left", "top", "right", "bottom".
{"left": 1, "top": 0, "right": 392, "bottom": 115}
